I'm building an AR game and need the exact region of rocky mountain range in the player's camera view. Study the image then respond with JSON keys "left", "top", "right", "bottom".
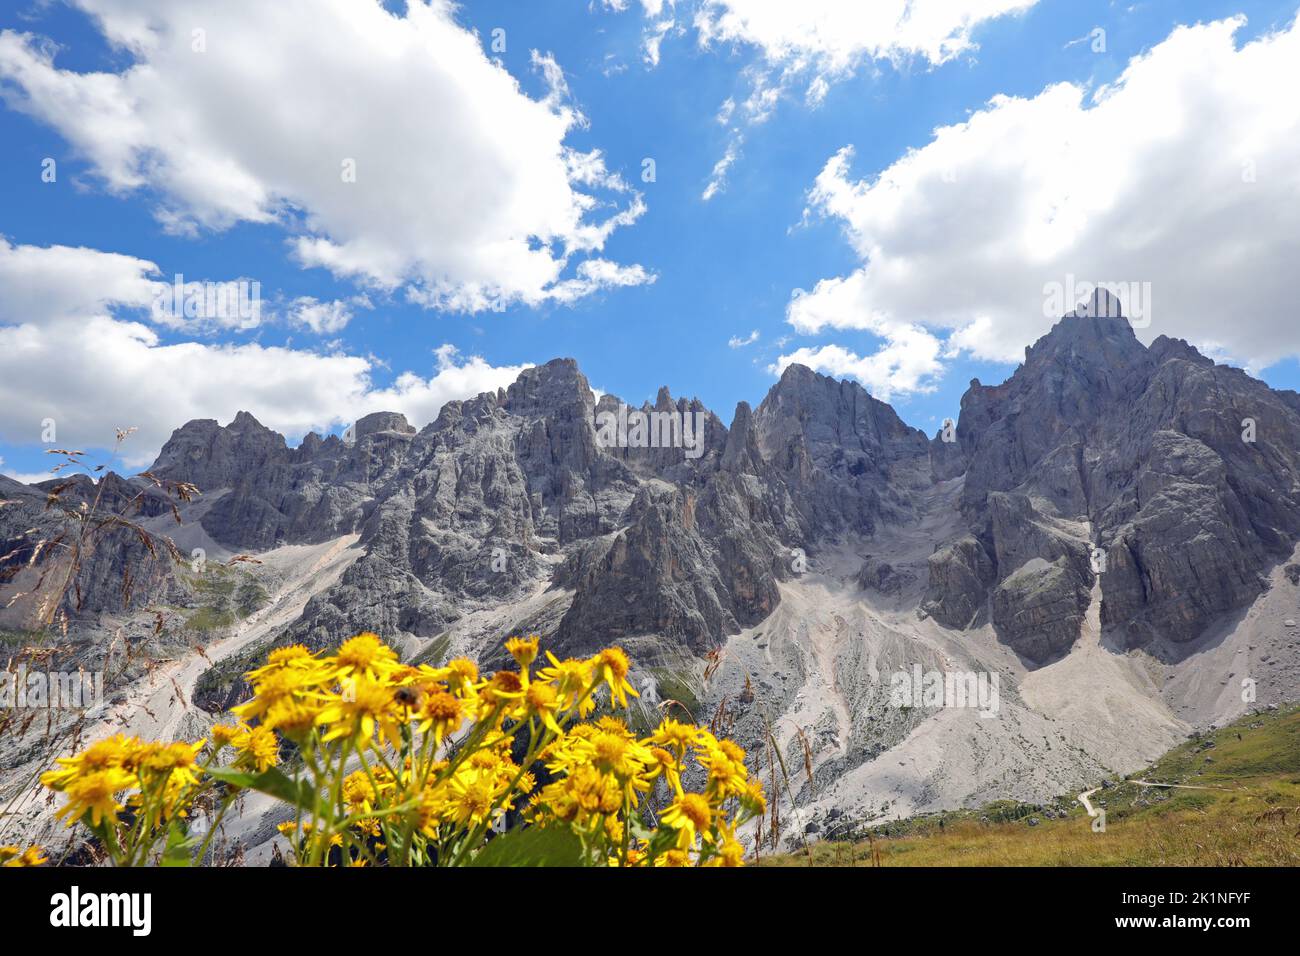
{"left": 4, "top": 292, "right": 1300, "bottom": 850}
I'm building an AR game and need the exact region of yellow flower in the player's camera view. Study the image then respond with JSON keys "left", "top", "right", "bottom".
{"left": 659, "top": 792, "right": 713, "bottom": 850}
{"left": 714, "top": 830, "right": 745, "bottom": 867}
{"left": 245, "top": 644, "right": 317, "bottom": 682}
{"left": 412, "top": 781, "right": 446, "bottom": 837}
{"left": 651, "top": 718, "right": 698, "bottom": 756}
{"left": 0, "top": 845, "right": 47, "bottom": 867}
{"left": 589, "top": 729, "right": 652, "bottom": 785}
{"left": 590, "top": 647, "right": 637, "bottom": 707}
{"left": 210, "top": 723, "right": 241, "bottom": 748}
{"left": 505, "top": 635, "right": 540, "bottom": 671}
{"left": 330, "top": 632, "right": 400, "bottom": 681}
{"left": 317, "top": 674, "right": 403, "bottom": 749}
{"left": 697, "top": 736, "right": 749, "bottom": 799}
{"left": 415, "top": 689, "right": 464, "bottom": 744}
{"left": 342, "top": 770, "right": 376, "bottom": 812}
{"left": 538, "top": 653, "right": 596, "bottom": 716}
{"left": 656, "top": 848, "right": 692, "bottom": 867}
{"left": 741, "top": 777, "right": 766, "bottom": 816}
{"left": 262, "top": 697, "right": 321, "bottom": 739}
{"left": 36, "top": 631, "right": 758, "bottom": 867}
{"left": 40, "top": 734, "right": 146, "bottom": 791}
{"left": 647, "top": 746, "right": 683, "bottom": 793}
{"left": 234, "top": 725, "right": 280, "bottom": 772}
{"left": 232, "top": 666, "right": 313, "bottom": 724}
{"left": 718, "top": 842, "right": 745, "bottom": 866}
{"left": 544, "top": 764, "right": 622, "bottom": 820}
{"left": 55, "top": 767, "right": 137, "bottom": 828}
{"left": 444, "top": 658, "right": 479, "bottom": 693}
{"left": 478, "top": 669, "right": 526, "bottom": 714}
{"left": 142, "top": 740, "right": 206, "bottom": 790}
{"left": 524, "top": 681, "right": 563, "bottom": 734}
{"left": 446, "top": 769, "right": 505, "bottom": 829}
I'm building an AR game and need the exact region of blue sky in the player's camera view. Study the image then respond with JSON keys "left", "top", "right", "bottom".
{"left": 1, "top": 0, "right": 1298, "bottom": 480}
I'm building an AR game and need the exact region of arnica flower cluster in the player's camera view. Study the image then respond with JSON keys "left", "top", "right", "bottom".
{"left": 36, "top": 634, "right": 765, "bottom": 867}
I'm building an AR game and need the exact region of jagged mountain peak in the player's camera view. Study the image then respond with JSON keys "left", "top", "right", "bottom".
{"left": 756, "top": 362, "right": 928, "bottom": 464}
{"left": 1022, "top": 309, "right": 1147, "bottom": 372}
{"left": 502, "top": 357, "right": 595, "bottom": 416}
{"left": 353, "top": 411, "right": 415, "bottom": 438}
{"left": 935, "top": 305, "right": 1300, "bottom": 665}
{"left": 1149, "top": 333, "right": 1215, "bottom": 367}
{"left": 230, "top": 409, "right": 269, "bottom": 429}
{"left": 1065, "top": 285, "right": 1125, "bottom": 320}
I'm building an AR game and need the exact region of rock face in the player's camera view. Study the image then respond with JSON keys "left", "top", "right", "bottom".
{"left": 0, "top": 472, "right": 184, "bottom": 629}
{"left": 991, "top": 557, "right": 1091, "bottom": 663}
{"left": 928, "top": 293, "right": 1300, "bottom": 660}
{"left": 753, "top": 364, "right": 931, "bottom": 540}
{"left": 922, "top": 535, "right": 995, "bottom": 628}
{"left": 856, "top": 555, "right": 914, "bottom": 595}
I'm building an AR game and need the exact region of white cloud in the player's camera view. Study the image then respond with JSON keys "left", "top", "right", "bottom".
{"left": 0, "top": 0, "right": 649, "bottom": 312}
{"left": 702, "top": 136, "right": 742, "bottom": 201}
{"left": 0, "top": 240, "right": 159, "bottom": 324}
{"left": 790, "top": 14, "right": 1300, "bottom": 379}
{"left": 358, "top": 345, "right": 531, "bottom": 428}
{"left": 288, "top": 297, "right": 354, "bottom": 336}
{"left": 0, "top": 242, "right": 532, "bottom": 466}
{"left": 769, "top": 331, "right": 943, "bottom": 401}
{"left": 693, "top": 0, "right": 1037, "bottom": 73}
{"left": 727, "top": 329, "right": 759, "bottom": 348}
{"left": 614, "top": 1, "right": 1036, "bottom": 199}
{"left": 611, "top": 0, "right": 1032, "bottom": 75}
{"left": 546, "top": 258, "right": 657, "bottom": 305}
{"left": 0, "top": 237, "right": 263, "bottom": 333}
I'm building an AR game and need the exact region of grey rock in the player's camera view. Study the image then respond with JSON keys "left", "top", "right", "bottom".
{"left": 921, "top": 535, "right": 995, "bottom": 627}
{"left": 991, "top": 557, "right": 1090, "bottom": 663}
{"left": 930, "top": 305, "right": 1300, "bottom": 658}
{"left": 856, "top": 555, "right": 915, "bottom": 595}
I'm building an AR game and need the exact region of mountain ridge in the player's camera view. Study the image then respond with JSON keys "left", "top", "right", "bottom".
{"left": 4, "top": 310, "right": 1300, "bottom": 851}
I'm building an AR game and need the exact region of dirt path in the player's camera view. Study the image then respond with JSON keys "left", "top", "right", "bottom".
{"left": 1128, "top": 779, "right": 1233, "bottom": 791}
{"left": 1078, "top": 787, "right": 1101, "bottom": 817}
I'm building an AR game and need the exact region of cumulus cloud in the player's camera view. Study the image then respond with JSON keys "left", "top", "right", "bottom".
{"left": 0, "top": 240, "right": 159, "bottom": 324}
{"left": 546, "top": 258, "right": 657, "bottom": 305}
{"left": 0, "top": 242, "right": 531, "bottom": 466}
{"left": 785, "top": 14, "right": 1300, "bottom": 386}
{"left": 0, "top": 0, "right": 649, "bottom": 312}
{"left": 0, "top": 237, "right": 262, "bottom": 333}
{"left": 288, "top": 297, "right": 355, "bottom": 336}
{"left": 357, "top": 344, "right": 531, "bottom": 428}
{"left": 768, "top": 333, "right": 943, "bottom": 401}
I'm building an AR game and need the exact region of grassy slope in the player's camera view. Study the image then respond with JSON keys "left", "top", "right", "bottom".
{"left": 762, "top": 705, "right": 1300, "bottom": 866}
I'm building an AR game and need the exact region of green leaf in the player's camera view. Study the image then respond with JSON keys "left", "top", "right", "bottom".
{"left": 468, "top": 825, "right": 585, "bottom": 868}
{"left": 627, "top": 812, "right": 656, "bottom": 844}
{"left": 206, "top": 765, "right": 320, "bottom": 817}
{"left": 161, "top": 818, "right": 197, "bottom": 867}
